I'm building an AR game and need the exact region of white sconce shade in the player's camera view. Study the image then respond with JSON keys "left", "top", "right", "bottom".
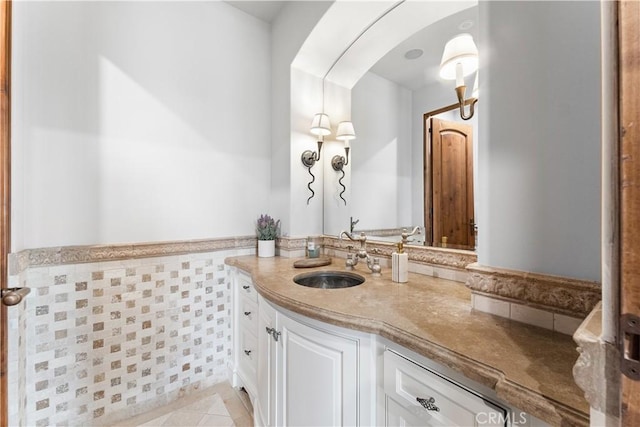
{"left": 439, "top": 33, "right": 479, "bottom": 81}
{"left": 310, "top": 113, "right": 332, "bottom": 136}
{"left": 336, "top": 121, "right": 356, "bottom": 141}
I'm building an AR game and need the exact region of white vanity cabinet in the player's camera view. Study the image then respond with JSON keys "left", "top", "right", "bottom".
{"left": 229, "top": 266, "right": 550, "bottom": 427}
{"left": 231, "top": 270, "right": 259, "bottom": 399}
{"left": 255, "top": 295, "right": 276, "bottom": 427}
{"left": 255, "top": 294, "right": 370, "bottom": 427}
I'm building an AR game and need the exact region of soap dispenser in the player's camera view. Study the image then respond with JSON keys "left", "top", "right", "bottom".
{"left": 392, "top": 242, "right": 408, "bottom": 283}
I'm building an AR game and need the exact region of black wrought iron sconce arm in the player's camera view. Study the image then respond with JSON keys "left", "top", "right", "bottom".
{"left": 302, "top": 140, "right": 323, "bottom": 205}
{"left": 331, "top": 146, "right": 350, "bottom": 205}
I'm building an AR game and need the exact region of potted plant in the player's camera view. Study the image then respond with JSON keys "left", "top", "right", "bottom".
{"left": 256, "top": 214, "right": 280, "bottom": 257}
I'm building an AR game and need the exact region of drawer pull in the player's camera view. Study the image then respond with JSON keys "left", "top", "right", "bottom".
{"left": 417, "top": 397, "right": 440, "bottom": 412}
{"left": 266, "top": 326, "right": 275, "bottom": 335}
{"left": 244, "top": 350, "right": 252, "bottom": 356}
{"left": 244, "top": 311, "right": 252, "bottom": 316}
{"left": 242, "top": 285, "right": 250, "bottom": 290}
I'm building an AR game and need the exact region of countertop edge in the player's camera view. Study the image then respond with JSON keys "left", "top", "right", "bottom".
{"left": 226, "top": 257, "right": 589, "bottom": 427}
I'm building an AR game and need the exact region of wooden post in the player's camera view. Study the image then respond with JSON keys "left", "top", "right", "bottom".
{"left": 0, "top": 0, "right": 10, "bottom": 425}
{"left": 620, "top": 0, "right": 640, "bottom": 425}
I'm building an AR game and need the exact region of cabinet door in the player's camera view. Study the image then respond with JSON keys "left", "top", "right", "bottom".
{"left": 256, "top": 297, "right": 277, "bottom": 427}
{"left": 279, "top": 313, "right": 358, "bottom": 427}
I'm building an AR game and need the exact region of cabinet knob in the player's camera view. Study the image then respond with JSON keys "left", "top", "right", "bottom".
{"left": 265, "top": 326, "right": 275, "bottom": 335}
{"left": 242, "top": 285, "right": 250, "bottom": 290}
{"left": 244, "top": 350, "right": 252, "bottom": 356}
{"left": 416, "top": 397, "right": 440, "bottom": 412}
{"left": 244, "top": 311, "right": 251, "bottom": 316}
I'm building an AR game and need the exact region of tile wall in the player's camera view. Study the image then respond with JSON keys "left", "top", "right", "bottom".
{"left": 8, "top": 248, "right": 252, "bottom": 427}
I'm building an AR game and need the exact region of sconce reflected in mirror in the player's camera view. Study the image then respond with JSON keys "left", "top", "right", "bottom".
{"left": 439, "top": 33, "right": 479, "bottom": 120}
{"left": 303, "top": 112, "right": 332, "bottom": 204}
{"left": 331, "top": 121, "right": 356, "bottom": 205}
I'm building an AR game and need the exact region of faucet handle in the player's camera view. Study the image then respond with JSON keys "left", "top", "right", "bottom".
{"left": 371, "top": 258, "right": 381, "bottom": 276}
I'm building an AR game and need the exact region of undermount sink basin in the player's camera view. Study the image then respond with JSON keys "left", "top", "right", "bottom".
{"left": 293, "top": 271, "right": 365, "bottom": 289}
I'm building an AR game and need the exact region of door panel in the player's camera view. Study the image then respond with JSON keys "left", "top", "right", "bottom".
{"left": 430, "top": 118, "right": 474, "bottom": 249}
{"left": 257, "top": 297, "right": 276, "bottom": 427}
{"left": 279, "top": 314, "right": 358, "bottom": 427}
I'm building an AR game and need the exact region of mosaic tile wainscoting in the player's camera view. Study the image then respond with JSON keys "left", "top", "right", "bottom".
{"left": 7, "top": 244, "right": 254, "bottom": 427}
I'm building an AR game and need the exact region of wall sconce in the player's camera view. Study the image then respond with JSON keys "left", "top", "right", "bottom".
{"left": 439, "top": 33, "right": 479, "bottom": 120}
{"left": 302, "top": 112, "right": 331, "bottom": 204}
{"left": 331, "top": 121, "right": 356, "bottom": 205}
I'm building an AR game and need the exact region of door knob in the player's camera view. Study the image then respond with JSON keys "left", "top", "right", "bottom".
{"left": 1, "top": 287, "right": 31, "bottom": 306}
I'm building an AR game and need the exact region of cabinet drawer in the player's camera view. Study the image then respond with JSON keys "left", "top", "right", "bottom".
{"left": 238, "top": 273, "right": 258, "bottom": 303}
{"left": 239, "top": 326, "right": 257, "bottom": 383}
{"left": 384, "top": 350, "right": 507, "bottom": 427}
{"left": 239, "top": 295, "right": 258, "bottom": 334}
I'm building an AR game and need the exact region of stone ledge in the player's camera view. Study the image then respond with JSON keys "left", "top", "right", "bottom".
{"left": 466, "top": 263, "right": 601, "bottom": 317}
{"left": 9, "top": 236, "right": 257, "bottom": 274}
{"left": 323, "top": 236, "right": 477, "bottom": 270}
{"left": 572, "top": 302, "right": 620, "bottom": 418}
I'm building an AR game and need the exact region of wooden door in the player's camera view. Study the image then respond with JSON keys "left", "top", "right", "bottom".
{"left": 620, "top": 1, "right": 640, "bottom": 425}
{"left": 0, "top": 1, "right": 10, "bottom": 425}
{"left": 430, "top": 118, "right": 474, "bottom": 249}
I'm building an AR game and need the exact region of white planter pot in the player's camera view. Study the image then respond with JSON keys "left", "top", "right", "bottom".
{"left": 258, "top": 240, "right": 275, "bottom": 258}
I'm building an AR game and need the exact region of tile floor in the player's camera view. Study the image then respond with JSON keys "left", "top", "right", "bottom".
{"left": 113, "top": 382, "right": 253, "bottom": 427}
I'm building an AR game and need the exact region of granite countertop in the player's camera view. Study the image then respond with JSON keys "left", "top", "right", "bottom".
{"left": 225, "top": 256, "right": 589, "bottom": 427}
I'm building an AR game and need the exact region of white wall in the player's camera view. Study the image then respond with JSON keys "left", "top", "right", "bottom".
{"left": 290, "top": 68, "right": 351, "bottom": 237}
{"left": 478, "top": 1, "right": 601, "bottom": 281}
{"left": 270, "top": 1, "right": 333, "bottom": 237}
{"left": 12, "top": 1, "right": 272, "bottom": 250}
{"left": 346, "top": 71, "right": 412, "bottom": 234}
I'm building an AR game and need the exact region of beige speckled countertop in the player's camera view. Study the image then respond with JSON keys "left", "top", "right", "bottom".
{"left": 226, "top": 256, "right": 589, "bottom": 427}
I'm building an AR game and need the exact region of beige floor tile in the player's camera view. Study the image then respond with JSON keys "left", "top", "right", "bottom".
{"left": 197, "top": 414, "right": 235, "bottom": 427}
{"left": 182, "top": 394, "right": 230, "bottom": 416}
{"left": 124, "top": 382, "right": 252, "bottom": 427}
{"left": 161, "top": 410, "right": 206, "bottom": 427}
{"left": 222, "top": 397, "right": 249, "bottom": 420}
{"left": 232, "top": 414, "right": 254, "bottom": 427}
{"left": 136, "top": 412, "right": 173, "bottom": 427}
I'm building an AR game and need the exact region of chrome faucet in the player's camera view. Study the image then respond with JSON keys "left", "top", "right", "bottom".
{"left": 401, "top": 226, "right": 422, "bottom": 245}
{"left": 339, "top": 231, "right": 381, "bottom": 276}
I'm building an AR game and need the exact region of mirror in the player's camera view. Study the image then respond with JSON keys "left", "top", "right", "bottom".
{"left": 326, "top": 5, "right": 479, "bottom": 250}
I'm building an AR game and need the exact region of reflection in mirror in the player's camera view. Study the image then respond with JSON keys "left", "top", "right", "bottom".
{"left": 425, "top": 106, "right": 478, "bottom": 250}
{"left": 345, "top": 5, "right": 478, "bottom": 250}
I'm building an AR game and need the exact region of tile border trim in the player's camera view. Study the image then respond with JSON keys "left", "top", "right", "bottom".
{"left": 9, "top": 236, "right": 258, "bottom": 274}
{"left": 322, "top": 236, "right": 477, "bottom": 270}
{"left": 466, "top": 262, "right": 601, "bottom": 317}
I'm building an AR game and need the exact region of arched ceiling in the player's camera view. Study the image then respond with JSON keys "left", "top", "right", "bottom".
{"left": 292, "top": 0, "right": 477, "bottom": 89}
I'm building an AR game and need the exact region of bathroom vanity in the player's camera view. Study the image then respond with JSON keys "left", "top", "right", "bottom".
{"left": 226, "top": 256, "right": 589, "bottom": 427}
